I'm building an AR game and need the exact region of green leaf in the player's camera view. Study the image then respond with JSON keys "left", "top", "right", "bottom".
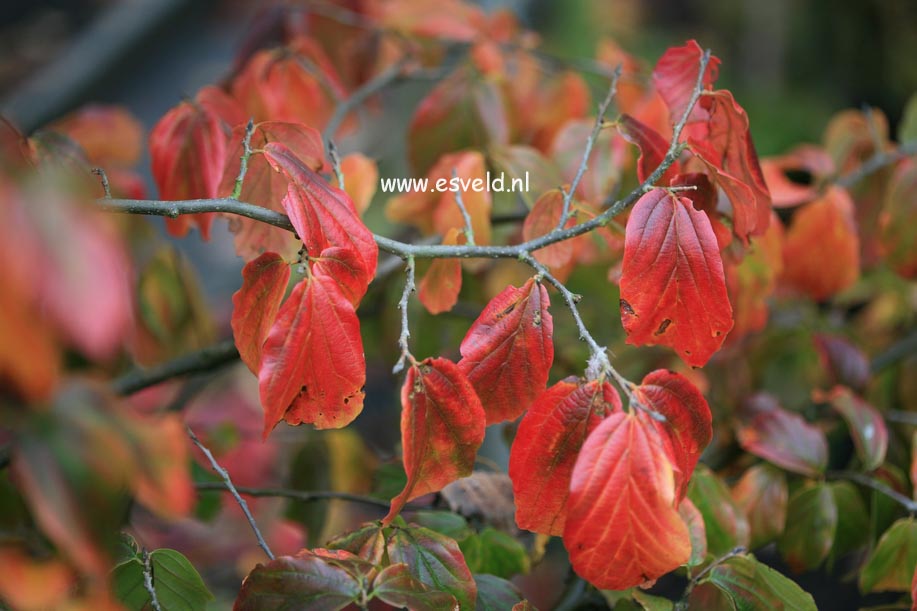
{"left": 410, "top": 511, "right": 473, "bottom": 542}
{"left": 899, "top": 93, "right": 917, "bottom": 143}
{"left": 688, "top": 466, "right": 750, "bottom": 557}
{"left": 601, "top": 589, "right": 674, "bottom": 611}
{"left": 112, "top": 549, "right": 213, "bottom": 611}
{"left": 700, "top": 554, "right": 817, "bottom": 610}
{"left": 777, "top": 483, "right": 837, "bottom": 572}
{"left": 234, "top": 551, "right": 361, "bottom": 611}
{"left": 860, "top": 518, "right": 917, "bottom": 593}
{"left": 371, "top": 563, "right": 458, "bottom": 610}
{"left": 474, "top": 574, "right": 523, "bottom": 610}
{"left": 326, "top": 522, "right": 386, "bottom": 565}
{"left": 386, "top": 524, "right": 476, "bottom": 610}
{"left": 459, "top": 527, "right": 529, "bottom": 578}
{"left": 828, "top": 481, "right": 869, "bottom": 562}
{"left": 632, "top": 590, "right": 675, "bottom": 611}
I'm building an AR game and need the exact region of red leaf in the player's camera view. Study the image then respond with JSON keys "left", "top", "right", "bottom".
{"left": 311, "top": 246, "right": 371, "bottom": 307}
{"left": 617, "top": 114, "right": 678, "bottom": 184}
{"left": 231, "top": 252, "right": 290, "bottom": 373}
{"left": 736, "top": 402, "right": 828, "bottom": 477}
{"left": 688, "top": 90, "right": 772, "bottom": 241}
{"left": 509, "top": 379, "right": 619, "bottom": 536}
{"left": 332, "top": 153, "right": 378, "bottom": 217}
{"left": 652, "top": 40, "right": 720, "bottom": 125}
{"left": 878, "top": 159, "right": 917, "bottom": 278}
{"left": 619, "top": 188, "right": 733, "bottom": 367}
{"left": 822, "top": 386, "right": 888, "bottom": 472}
{"left": 264, "top": 141, "right": 378, "bottom": 289}
{"left": 760, "top": 145, "right": 834, "bottom": 208}
{"left": 383, "top": 358, "right": 485, "bottom": 524}
{"left": 258, "top": 274, "right": 366, "bottom": 438}
{"left": 564, "top": 411, "right": 691, "bottom": 590}
{"left": 459, "top": 278, "right": 554, "bottom": 424}
{"left": 417, "top": 228, "right": 464, "bottom": 315}
{"left": 150, "top": 87, "right": 244, "bottom": 239}
{"left": 634, "top": 369, "right": 713, "bottom": 500}
{"left": 781, "top": 186, "right": 860, "bottom": 301}
{"left": 218, "top": 121, "right": 325, "bottom": 260}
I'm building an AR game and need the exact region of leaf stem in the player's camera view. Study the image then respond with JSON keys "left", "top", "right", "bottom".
{"left": 194, "top": 482, "right": 394, "bottom": 509}
{"left": 451, "top": 168, "right": 476, "bottom": 246}
{"left": 827, "top": 470, "right": 917, "bottom": 514}
{"left": 187, "top": 426, "right": 275, "bottom": 560}
{"left": 392, "top": 256, "right": 417, "bottom": 374}
{"left": 231, "top": 118, "right": 255, "bottom": 200}
{"left": 677, "top": 546, "right": 746, "bottom": 609}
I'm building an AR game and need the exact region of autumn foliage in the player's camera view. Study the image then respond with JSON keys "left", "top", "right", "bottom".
{"left": 1, "top": 1, "right": 916, "bottom": 610}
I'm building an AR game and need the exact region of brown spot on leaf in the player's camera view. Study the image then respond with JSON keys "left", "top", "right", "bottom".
{"left": 620, "top": 299, "right": 635, "bottom": 316}
{"left": 655, "top": 319, "right": 672, "bottom": 335}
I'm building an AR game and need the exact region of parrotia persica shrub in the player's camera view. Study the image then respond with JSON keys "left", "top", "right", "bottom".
{"left": 0, "top": 2, "right": 916, "bottom": 610}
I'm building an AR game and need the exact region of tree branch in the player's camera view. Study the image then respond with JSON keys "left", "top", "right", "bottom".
{"left": 322, "top": 59, "right": 407, "bottom": 145}
{"left": 111, "top": 339, "right": 239, "bottom": 396}
{"left": 392, "top": 256, "right": 416, "bottom": 374}
{"left": 187, "top": 426, "right": 275, "bottom": 560}
{"left": 836, "top": 140, "right": 917, "bottom": 188}
{"left": 557, "top": 66, "right": 622, "bottom": 230}
{"left": 194, "top": 482, "right": 394, "bottom": 509}
{"left": 828, "top": 470, "right": 917, "bottom": 513}
{"left": 677, "top": 546, "right": 747, "bottom": 609}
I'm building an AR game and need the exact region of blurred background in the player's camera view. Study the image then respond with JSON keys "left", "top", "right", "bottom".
{"left": 1, "top": 1, "right": 914, "bottom": 608}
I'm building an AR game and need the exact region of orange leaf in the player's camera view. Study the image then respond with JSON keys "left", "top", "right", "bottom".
{"left": 619, "top": 188, "right": 733, "bottom": 367}
{"left": 563, "top": 411, "right": 691, "bottom": 590}
{"left": 417, "top": 228, "right": 464, "bottom": 315}
{"left": 50, "top": 104, "right": 143, "bottom": 166}
{"left": 231, "top": 252, "right": 290, "bottom": 373}
{"left": 509, "top": 378, "right": 618, "bottom": 536}
{"left": 333, "top": 153, "right": 378, "bottom": 216}
{"left": 522, "top": 190, "right": 576, "bottom": 269}
{"left": 258, "top": 273, "right": 366, "bottom": 437}
{"left": 0, "top": 547, "right": 76, "bottom": 611}
{"left": 383, "top": 358, "right": 485, "bottom": 524}
{"left": 781, "top": 186, "right": 860, "bottom": 301}
{"left": 634, "top": 369, "right": 713, "bottom": 500}
{"left": 459, "top": 278, "right": 554, "bottom": 424}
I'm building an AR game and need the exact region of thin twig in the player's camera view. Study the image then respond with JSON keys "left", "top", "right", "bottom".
{"left": 828, "top": 470, "right": 917, "bottom": 513}
{"left": 231, "top": 119, "right": 255, "bottom": 200}
{"left": 836, "top": 140, "right": 917, "bottom": 188}
{"left": 871, "top": 329, "right": 917, "bottom": 373}
{"left": 322, "top": 59, "right": 407, "bottom": 144}
{"left": 451, "top": 168, "right": 476, "bottom": 246}
{"left": 100, "top": 54, "right": 709, "bottom": 262}
{"left": 141, "top": 548, "right": 163, "bottom": 611}
{"left": 882, "top": 410, "right": 917, "bottom": 426}
{"left": 194, "top": 482, "right": 394, "bottom": 509}
{"left": 556, "top": 66, "right": 622, "bottom": 231}
{"left": 328, "top": 139, "right": 345, "bottom": 187}
{"left": 392, "top": 256, "right": 416, "bottom": 374}
{"left": 188, "top": 426, "right": 275, "bottom": 560}
{"left": 91, "top": 167, "right": 111, "bottom": 198}
{"left": 677, "top": 546, "right": 747, "bottom": 609}
{"left": 111, "top": 339, "right": 239, "bottom": 396}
